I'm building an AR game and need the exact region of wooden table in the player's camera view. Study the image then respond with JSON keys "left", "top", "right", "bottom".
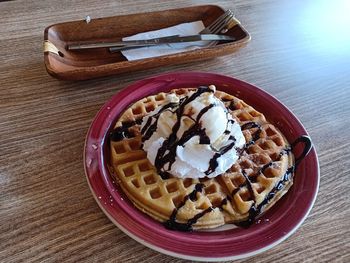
{"left": 1, "top": 0, "right": 349, "bottom": 262}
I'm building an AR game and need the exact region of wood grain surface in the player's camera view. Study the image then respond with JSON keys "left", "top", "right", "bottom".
{"left": 1, "top": 0, "right": 349, "bottom": 262}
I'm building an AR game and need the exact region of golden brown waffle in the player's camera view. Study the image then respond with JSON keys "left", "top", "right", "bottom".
{"left": 109, "top": 87, "right": 294, "bottom": 230}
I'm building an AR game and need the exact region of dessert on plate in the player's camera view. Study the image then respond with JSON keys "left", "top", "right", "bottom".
{"left": 109, "top": 85, "right": 296, "bottom": 231}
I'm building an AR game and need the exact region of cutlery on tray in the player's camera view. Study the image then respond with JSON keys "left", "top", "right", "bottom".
{"left": 66, "top": 9, "right": 239, "bottom": 52}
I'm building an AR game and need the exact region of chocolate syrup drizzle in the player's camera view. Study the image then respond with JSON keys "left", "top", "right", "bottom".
{"left": 109, "top": 119, "right": 142, "bottom": 141}
{"left": 205, "top": 138, "right": 236, "bottom": 175}
{"left": 141, "top": 102, "right": 178, "bottom": 142}
{"left": 110, "top": 88, "right": 313, "bottom": 231}
{"left": 241, "top": 121, "right": 262, "bottom": 148}
{"left": 236, "top": 135, "right": 312, "bottom": 228}
{"left": 164, "top": 183, "right": 229, "bottom": 231}
{"left": 141, "top": 86, "right": 239, "bottom": 180}
{"left": 153, "top": 87, "right": 213, "bottom": 178}
{"left": 228, "top": 101, "right": 236, "bottom": 111}
{"left": 163, "top": 134, "right": 312, "bottom": 231}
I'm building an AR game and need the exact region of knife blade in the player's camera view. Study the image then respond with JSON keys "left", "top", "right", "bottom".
{"left": 67, "top": 34, "right": 235, "bottom": 50}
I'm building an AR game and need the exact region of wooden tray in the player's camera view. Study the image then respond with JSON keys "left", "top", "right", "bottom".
{"left": 44, "top": 5, "right": 250, "bottom": 80}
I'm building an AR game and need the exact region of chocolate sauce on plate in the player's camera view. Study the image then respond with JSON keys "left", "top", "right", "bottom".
{"left": 164, "top": 183, "right": 229, "bottom": 231}
{"left": 241, "top": 121, "right": 262, "bottom": 148}
{"left": 133, "top": 87, "right": 313, "bottom": 231}
{"left": 141, "top": 87, "right": 241, "bottom": 179}
{"left": 236, "top": 135, "right": 313, "bottom": 227}
{"left": 110, "top": 119, "right": 142, "bottom": 141}
{"left": 141, "top": 102, "right": 178, "bottom": 142}
{"left": 163, "top": 135, "right": 312, "bottom": 231}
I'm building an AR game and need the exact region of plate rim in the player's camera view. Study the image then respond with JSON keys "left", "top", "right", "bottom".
{"left": 84, "top": 71, "right": 320, "bottom": 261}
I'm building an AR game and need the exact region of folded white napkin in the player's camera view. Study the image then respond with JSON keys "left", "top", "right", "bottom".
{"left": 121, "top": 21, "right": 210, "bottom": 61}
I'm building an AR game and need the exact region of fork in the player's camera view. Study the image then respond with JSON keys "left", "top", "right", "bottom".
{"left": 199, "top": 9, "right": 236, "bottom": 34}
{"left": 109, "top": 9, "right": 238, "bottom": 52}
{"left": 199, "top": 9, "right": 237, "bottom": 48}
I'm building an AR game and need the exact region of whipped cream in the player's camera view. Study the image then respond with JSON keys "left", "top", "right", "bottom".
{"left": 141, "top": 85, "right": 245, "bottom": 179}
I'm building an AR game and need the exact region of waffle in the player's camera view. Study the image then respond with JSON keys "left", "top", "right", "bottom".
{"left": 109, "top": 87, "right": 294, "bottom": 230}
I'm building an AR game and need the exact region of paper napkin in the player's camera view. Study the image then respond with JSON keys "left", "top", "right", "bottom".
{"left": 121, "top": 21, "right": 211, "bottom": 61}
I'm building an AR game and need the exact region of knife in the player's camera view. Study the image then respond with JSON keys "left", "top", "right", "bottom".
{"left": 67, "top": 34, "right": 235, "bottom": 51}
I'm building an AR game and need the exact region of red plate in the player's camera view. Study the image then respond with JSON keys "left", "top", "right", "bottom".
{"left": 84, "top": 72, "right": 319, "bottom": 261}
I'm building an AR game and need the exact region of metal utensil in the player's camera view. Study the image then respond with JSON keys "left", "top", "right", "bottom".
{"left": 199, "top": 9, "right": 236, "bottom": 34}
{"left": 109, "top": 10, "right": 240, "bottom": 52}
{"left": 67, "top": 34, "right": 234, "bottom": 50}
